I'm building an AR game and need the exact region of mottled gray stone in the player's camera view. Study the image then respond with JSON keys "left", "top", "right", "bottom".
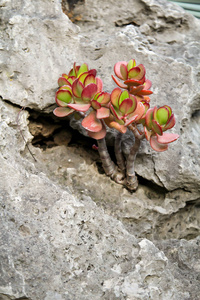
{"left": 0, "top": 0, "right": 200, "bottom": 299}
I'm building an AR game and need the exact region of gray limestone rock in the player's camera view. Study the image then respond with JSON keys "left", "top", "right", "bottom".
{"left": 0, "top": 0, "right": 200, "bottom": 299}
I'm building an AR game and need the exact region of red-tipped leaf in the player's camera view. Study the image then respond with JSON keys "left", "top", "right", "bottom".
{"left": 114, "top": 61, "right": 128, "bottom": 79}
{"left": 53, "top": 107, "right": 74, "bottom": 117}
{"left": 67, "top": 103, "right": 91, "bottom": 112}
{"left": 111, "top": 75, "right": 128, "bottom": 88}
{"left": 96, "top": 107, "right": 110, "bottom": 119}
{"left": 81, "top": 83, "right": 98, "bottom": 102}
{"left": 87, "top": 121, "right": 107, "bottom": 140}
{"left": 72, "top": 79, "right": 84, "bottom": 98}
{"left": 150, "top": 135, "right": 168, "bottom": 152}
{"left": 157, "top": 133, "right": 179, "bottom": 144}
{"left": 82, "top": 111, "right": 102, "bottom": 132}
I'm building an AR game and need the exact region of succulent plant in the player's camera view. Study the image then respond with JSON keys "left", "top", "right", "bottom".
{"left": 144, "top": 105, "right": 179, "bottom": 152}
{"left": 53, "top": 63, "right": 110, "bottom": 139}
{"left": 53, "top": 60, "right": 179, "bottom": 191}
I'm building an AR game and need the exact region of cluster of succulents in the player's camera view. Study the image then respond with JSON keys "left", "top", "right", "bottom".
{"left": 53, "top": 60, "right": 179, "bottom": 191}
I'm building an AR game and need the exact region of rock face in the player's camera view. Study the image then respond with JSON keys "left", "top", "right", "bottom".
{"left": 0, "top": 0, "right": 200, "bottom": 299}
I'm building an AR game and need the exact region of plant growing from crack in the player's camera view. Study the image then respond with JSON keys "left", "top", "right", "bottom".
{"left": 53, "top": 60, "right": 179, "bottom": 191}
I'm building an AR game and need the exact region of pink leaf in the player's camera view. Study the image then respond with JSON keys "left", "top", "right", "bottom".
{"left": 96, "top": 107, "right": 110, "bottom": 119}
{"left": 157, "top": 133, "right": 179, "bottom": 144}
{"left": 84, "top": 74, "right": 96, "bottom": 86}
{"left": 53, "top": 107, "right": 74, "bottom": 117}
{"left": 120, "top": 64, "right": 128, "bottom": 80}
{"left": 67, "top": 103, "right": 91, "bottom": 112}
{"left": 150, "top": 135, "right": 168, "bottom": 152}
{"left": 110, "top": 104, "right": 123, "bottom": 120}
{"left": 124, "top": 114, "right": 138, "bottom": 126}
{"left": 152, "top": 120, "right": 163, "bottom": 135}
{"left": 111, "top": 75, "right": 128, "bottom": 88}
{"left": 124, "top": 79, "right": 143, "bottom": 87}
{"left": 87, "top": 122, "right": 107, "bottom": 140}
{"left": 132, "top": 101, "right": 145, "bottom": 121}
{"left": 107, "top": 120, "right": 127, "bottom": 134}
{"left": 110, "top": 87, "right": 121, "bottom": 108}
{"left": 163, "top": 114, "right": 176, "bottom": 131}
{"left": 96, "top": 77, "right": 103, "bottom": 93}
{"left": 88, "top": 69, "right": 97, "bottom": 77}
{"left": 96, "top": 92, "right": 110, "bottom": 105}
{"left": 145, "top": 108, "right": 154, "bottom": 129}
{"left": 91, "top": 100, "right": 101, "bottom": 110}
{"left": 58, "top": 77, "right": 71, "bottom": 87}
{"left": 119, "top": 98, "right": 136, "bottom": 115}
{"left": 72, "top": 79, "right": 84, "bottom": 98}
{"left": 82, "top": 111, "right": 102, "bottom": 132}
{"left": 144, "top": 127, "right": 152, "bottom": 141}
{"left": 128, "top": 67, "right": 141, "bottom": 79}
{"left": 143, "top": 79, "right": 152, "bottom": 90}
{"left": 81, "top": 83, "right": 98, "bottom": 102}
{"left": 114, "top": 61, "right": 128, "bottom": 79}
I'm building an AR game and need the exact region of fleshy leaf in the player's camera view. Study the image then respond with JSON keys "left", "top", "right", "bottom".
{"left": 77, "top": 63, "right": 88, "bottom": 77}
{"left": 128, "top": 67, "right": 141, "bottom": 79}
{"left": 132, "top": 101, "right": 145, "bottom": 121}
{"left": 118, "top": 90, "right": 130, "bottom": 106}
{"left": 127, "top": 59, "right": 136, "bottom": 71}
{"left": 82, "top": 111, "right": 102, "bottom": 132}
{"left": 145, "top": 108, "right": 154, "bottom": 129}
{"left": 111, "top": 87, "right": 121, "bottom": 108}
{"left": 53, "top": 107, "right": 74, "bottom": 117}
{"left": 110, "top": 104, "right": 123, "bottom": 120}
{"left": 144, "top": 127, "right": 152, "bottom": 141}
{"left": 111, "top": 75, "right": 128, "bottom": 88}
{"left": 87, "top": 122, "right": 107, "bottom": 140}
{"left": 96, "top": 92, "right": 110, "bottom": 105}
{"left": 96, "top": 107, "right": 110, "bottom": 119}
{"left": 58, "top": 77, "right": 71, "bottom": 87}
{"left": 72, "top": 79, "right": 84, "bottom": 98}
{"left": 56, "top": 90, "right": 72, "bottom": 104}
{"left": 136, "top": 89, "right": 153, "bottom": 96}
{"left": 119, "top": 98, "right": 136, "bottom": 115}
{"left": 88, "top": 69, "right": 97, "bottom": 77}
{"left": 157, "top": 133, "right": 179, "bottom": 144}
{"left": 120, "top": 64, "right": 128, "bottom": 80}
{"left": 164, "top": 105, "right": 172, "bottom": 118}
{"left": 156, "top": 107, "right": 169, "bottom": 125}
{"left": 152, "top": 120, "right": 163, "bottom": 135}
{"left": 106, "top": 120, "right": 127, "bottom": 133}
{"left": 143, "top": 79, "right": 152, "bottom": 90}
{"left": 124, "top": 114, "right": 138, "bottom": 126}
{"left": 137, "top": 64, "right": 146, "bottom": 80}
{"left": 124, "top": 79, "right": 143, "bottom": 87}
{"left": 78, "top": 72, "right": 89, "bottom": 84}
{"left": 67, "top": 103, "right": 91, "bottom": 112}
{"left": 96, "top": 77, "right": 103, "bottom": 93}
{"left": 163, "top": 114, "right": 176, "bottom": 131}
{"left": 84, "top": 74, "right": 96, "bottom": 86}
{"left": 91, "top": 100, "right": 101, "bottom": 110}
{"left": 150, "top": 135, "right": 168, "bottom": 152}
{"left": 129, "top": 85, "right": 144, "bottom": 95}
{"left": 81, "top": 83, "right": 98, "bottom": 102}
{"left": 114, "top": 61, "right": 128, "bottom": 79}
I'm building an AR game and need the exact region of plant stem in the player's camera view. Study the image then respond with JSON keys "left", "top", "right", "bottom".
{"left": 126, "top": 125, "right": 145, "bottom": 191}
{"left": 114, "top": 132, "right": 126, "bottom": 176}
{"left": 126, "top": 136, "right": 140, "bottom": 191}
{"left": 97, "top": 138, "right": 125, "bottom": 184}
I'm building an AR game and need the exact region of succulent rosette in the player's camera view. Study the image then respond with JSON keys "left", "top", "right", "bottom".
{"left": 105, "top": 88, "right": 146, "bottom": 133}
{"left": 53, "top": 62, "right": 111, "bottom": 139}
{"left": 144, "top": 105, "right": 179, "bottom": 151}
{"left": 111, "top": 59, "right": 153, "bottom": 101}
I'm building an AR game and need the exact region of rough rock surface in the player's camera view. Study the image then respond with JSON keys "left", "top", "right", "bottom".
{"left": 0, "top": 0, "right": 200, "bottom": 299}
